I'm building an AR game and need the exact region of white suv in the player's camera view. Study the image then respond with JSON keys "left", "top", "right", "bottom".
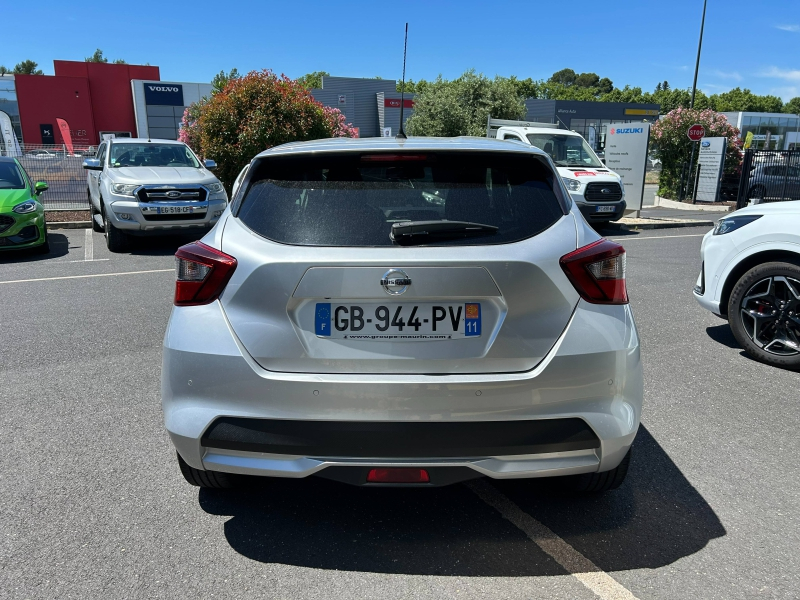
{"left": 83, "top": 139, "right": 228, "bottom": 252}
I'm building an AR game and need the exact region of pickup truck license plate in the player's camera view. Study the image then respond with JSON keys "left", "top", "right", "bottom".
{"left": 156, "top": 206, "right": 198, "bottom": 214}
{"left": 315, "top": 302, "right": 481, "bottom": 340}
{"left": 595, "top": 205, "right": 616, "bottom": 213}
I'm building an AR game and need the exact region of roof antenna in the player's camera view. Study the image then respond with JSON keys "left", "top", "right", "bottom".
{"left": 396, "top": 23, "right": 409, "bottom": 140}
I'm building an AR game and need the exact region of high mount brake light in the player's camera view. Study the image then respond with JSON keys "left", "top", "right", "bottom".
{"left": 174, "top": 242, "right": 237, "bottom": 306}
{"left": 560, "top": 239, "right": 628, "bottom": 305}
{"left": 360, "top": 154, "right": 428, "bottom": 162}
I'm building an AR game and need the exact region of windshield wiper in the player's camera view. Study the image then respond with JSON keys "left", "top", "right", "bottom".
{"left": 390, "top": 220, "right": 498, "bottom": 246}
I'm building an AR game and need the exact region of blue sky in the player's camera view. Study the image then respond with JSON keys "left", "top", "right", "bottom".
{"left": 4, "top": 0, "right": 799, "bottom": 100}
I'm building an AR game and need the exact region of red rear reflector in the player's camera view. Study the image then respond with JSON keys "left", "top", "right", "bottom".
{"left": 174, "top": 241, "right": 237, "bottom": 306}
{"left": 361, "top": 154, "right": 428, "bottom": 162}
{"left": 559, "top": 239, "right": 628, "bottom": 305}
{"left": 366, "top": 468, "right": 430, "bottom": 483}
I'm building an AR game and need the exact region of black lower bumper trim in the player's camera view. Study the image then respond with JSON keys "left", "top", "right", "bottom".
{"left": 201, "top": 417, "right": 600, "bottom": 458}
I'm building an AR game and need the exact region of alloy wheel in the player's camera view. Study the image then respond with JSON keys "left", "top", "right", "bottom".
{"left": 739, "top": 275, "right": 800, "bottom": 356}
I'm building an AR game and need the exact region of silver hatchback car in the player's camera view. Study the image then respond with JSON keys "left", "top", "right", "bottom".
{"left": 162, "top": 137, "right": 642, "bottom": 491}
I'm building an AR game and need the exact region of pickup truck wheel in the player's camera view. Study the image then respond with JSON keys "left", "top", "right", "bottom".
{"left": 90, "top": 194, "right": 103, "bottom": 232}
{"left": 177, "top": 453, "right": 236, "bottom": 488}
{"left": 104, "top": 209, "right": 130, "bottom": 253}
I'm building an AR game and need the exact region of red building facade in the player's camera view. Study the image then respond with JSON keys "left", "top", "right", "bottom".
{"left": 15, "top": 61, "right": 160, "bottom": 147}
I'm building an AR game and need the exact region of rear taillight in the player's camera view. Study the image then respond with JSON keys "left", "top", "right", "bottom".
{"left": 174, "top": 241, "right": 237, "bottom": 306}
{"left": 559, "top": 239, "right": 628, "bottom": 305}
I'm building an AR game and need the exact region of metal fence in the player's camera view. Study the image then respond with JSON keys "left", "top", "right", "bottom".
{"left": 736, "top": 150, "right": 800, "bottom": 210}
{"left": 1, "top": 144, "right": 93, "bottom": 210}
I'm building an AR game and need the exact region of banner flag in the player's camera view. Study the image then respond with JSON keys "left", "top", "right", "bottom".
{"left": 0, "top": 110, "right": 22, "bottom": 157}
{"left": 56, "top": 118, "right": 74, "bottom": 155}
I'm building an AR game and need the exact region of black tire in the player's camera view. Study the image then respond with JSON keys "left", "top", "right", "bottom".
{"left": 728, "top": 261, "right": 800, "bottom": 370}
{"left": 561, "top": 446, "right": 631, "bottom": 493}
{"left": 33, "top": 231, "right": 50, "bottom": 255}
{"left": 103, "top": 207, "right": 130, "bottom": 253}
{"left": 90, "top": 196, "right": 103, "bottom": 232}
{"left": 177, "top": 453, "right": 236, "bottom": 488}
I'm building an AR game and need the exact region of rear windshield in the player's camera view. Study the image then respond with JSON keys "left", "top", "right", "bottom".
{"left": 235, "top": 151, "right": 568, "bottom": 247}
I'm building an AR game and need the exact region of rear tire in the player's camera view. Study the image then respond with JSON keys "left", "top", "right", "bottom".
{"left": 561, "top": 446, "right": 631, "bottom": 492}
{"left": 104, "top": 207, "right": 130, "bottom": 253}
{"left": 177, "top": 453, "right": 236, "bottom": 488}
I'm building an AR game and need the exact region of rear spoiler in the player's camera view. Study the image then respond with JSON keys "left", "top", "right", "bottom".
{"left": 486, "top": 116, "right": 559, "bottom": 138}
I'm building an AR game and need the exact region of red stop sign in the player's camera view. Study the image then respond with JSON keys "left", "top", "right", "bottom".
{"left": 687, "top": 124, "right": 705, "bottom": 141}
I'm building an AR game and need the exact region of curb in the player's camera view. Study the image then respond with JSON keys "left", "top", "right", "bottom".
{"left": 653, "top": 196, "right": 731, "bottom": 212}
{"left": 47, "top": 221, "right": 92, "bottom": 230}
{"left": 611, "top": 220, "right": 714, "bottom": 231}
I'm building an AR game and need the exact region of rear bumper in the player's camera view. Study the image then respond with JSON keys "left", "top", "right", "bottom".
{"left": 162, "top": 300, "right": 643, "bottom": 481}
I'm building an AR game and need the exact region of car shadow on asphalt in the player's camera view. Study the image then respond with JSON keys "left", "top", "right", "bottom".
{"left": 705, "top": 324, "right": 741, "bottom": 349}
{"left": 127, "top": 234, "right": 201, "bottom": 256}
{"left": 197, "top": 425, "right": 725, "bottom": 576}
{"left": 0, "top": 233, "right": 70, "bottom": 263}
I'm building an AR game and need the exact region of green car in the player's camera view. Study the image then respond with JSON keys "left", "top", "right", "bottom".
{"left": 0, "top": 156, "right": 49, "bottom": 254}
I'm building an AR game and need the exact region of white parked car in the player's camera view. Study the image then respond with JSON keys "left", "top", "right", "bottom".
{"left": 162, "top": 136, "right": 643, "bottom": 491}
{"left": 694, "top": 201, "right": 800, "bottom": 369}
{"left": 83, "top": 138, "right": 228, "bottom": 252}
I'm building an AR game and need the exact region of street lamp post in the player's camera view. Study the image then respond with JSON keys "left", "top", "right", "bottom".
{"left": 681, "top": 0, "right": 708, "bottom": 202}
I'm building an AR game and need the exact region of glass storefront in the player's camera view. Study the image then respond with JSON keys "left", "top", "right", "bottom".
{"left": 0, "top": 75, "right": 23, "bottom": 147}
{"left": 739, "top": 114, "right": 800, "bottom": 150}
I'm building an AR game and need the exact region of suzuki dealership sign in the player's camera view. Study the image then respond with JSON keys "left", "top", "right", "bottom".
{"left": 695, "top": 137, "right": 727, "bottom": 203}
{"left": 604, "top": 123, "right": 650, "bottom": 213}
{"left": 144, "top": 83, "right": 184, "bottom": 106}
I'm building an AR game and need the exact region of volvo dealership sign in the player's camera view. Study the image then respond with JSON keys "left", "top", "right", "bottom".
{"left": 144, "top": 83, "right": 184, "bottom": 106}
{"left": 604, "top": 123, "right": 650, "bottom": 214}
{"left": 695, "top": 137, "right": 727, "bottom": 202}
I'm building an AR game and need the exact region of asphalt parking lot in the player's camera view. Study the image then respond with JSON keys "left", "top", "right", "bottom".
{"left": 2, "top": 226, "right": 799, "bottom": 600}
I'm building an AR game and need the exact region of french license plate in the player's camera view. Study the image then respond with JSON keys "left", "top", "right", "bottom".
{"left": 595, "top": 205, "right": 616, "bottom": 213}
{"left": 156, "top": 206, "right": 198, "bottom": 214}
{"left": 315, "top": 302, "right": 481, "bottom": 340}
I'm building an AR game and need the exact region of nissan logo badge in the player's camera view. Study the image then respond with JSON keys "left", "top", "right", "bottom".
{"left": 381, "top": 269, "right": 412, "bottom": 295}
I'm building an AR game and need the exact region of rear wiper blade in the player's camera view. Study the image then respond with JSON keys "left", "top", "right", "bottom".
{"left": 390, "top": 220, "right": 498, "bottom": 246}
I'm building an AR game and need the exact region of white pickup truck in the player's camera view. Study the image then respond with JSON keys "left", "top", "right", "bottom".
{"left": 487, "top": 118, "right": 625, "bottom": 223}
{"left": 83, "top": 138, "right": 228, "bottom": 252}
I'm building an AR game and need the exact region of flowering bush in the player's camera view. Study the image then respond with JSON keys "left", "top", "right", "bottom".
{"left": 181, "top": 70, "right": 358, "bottom": 192}
{"left": 651, "top": 108, "right": 741, "bottom": 199}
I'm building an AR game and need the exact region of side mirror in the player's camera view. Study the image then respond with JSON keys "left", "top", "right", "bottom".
{"left": 34, "top": 181, "right": 48, "bottom": 195}
{"left": 83, "top": 158, "right": 103, "bottom": 171}
{"left": 204, "top": 159, "right": 217, "bottom": 170}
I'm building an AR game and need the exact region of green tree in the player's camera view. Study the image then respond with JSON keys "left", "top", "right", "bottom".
{"left": 211, "top": 68, "right": 240, "bottom": 95}
{"left": 784, "top": 97, "right": 800, "bottom": 115}
{"left": 113, "top": 59, "right": 127, "bottom": 65}
{"left": 596, "top": 77, "right": 614, "bottom": 95}
{"left": 0, "top": 65, "right": 10, "bottom": 75}
{"left": 85, "top": 49, "right": 108, "bottom": 63}
{"left": 509, "top": 76, "right": 539, "bottom": 99}
{"left": 405, "top": 70, "right": 526, "bottom": 137}
{"left": 179, "top": 70, "right": 357, "bottom": 192}
{"left": 13, "top": 60, "right": 43, "bottom": 75}
{"left": 573, "top": 72, "right": 600, "bottom": 88}
{"left": 708, "top": 87, "right": 783, "bottom": 112}
{"left": 297, "top": 71, "right": 330, "bottom": 89}
{"left": 650, "top": 108, "right": 742, "bottom": 199}
{"left": 549, "top": 68, "right": 577, "bottom": 86}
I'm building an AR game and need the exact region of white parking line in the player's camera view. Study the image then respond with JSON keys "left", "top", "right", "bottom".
{"left": 0, "top": 269, "right": 173, "bottom": 285}
{"left": 467, "top": 480, "right": 639, "bottom": 600}
{"left": 612, "top": 233, "right": 706, "bottom": 242}
{"left": 84, "top": 229, "right": 94, "bottom": 261}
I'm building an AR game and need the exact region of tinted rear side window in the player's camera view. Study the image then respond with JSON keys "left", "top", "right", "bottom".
{"left": 236, "top": 151, "right": 567, "bottom": 247}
